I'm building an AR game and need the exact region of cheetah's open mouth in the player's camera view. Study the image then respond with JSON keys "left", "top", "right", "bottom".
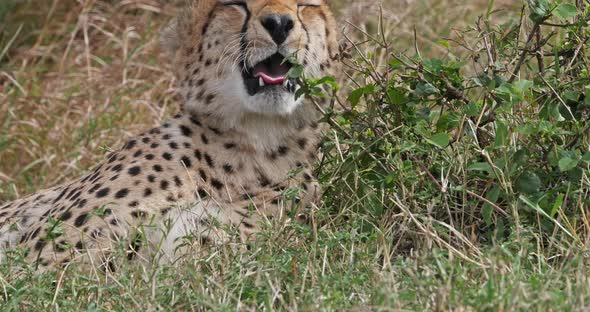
{"left": 242, "top": 53, "right": 297, "bottom": 96}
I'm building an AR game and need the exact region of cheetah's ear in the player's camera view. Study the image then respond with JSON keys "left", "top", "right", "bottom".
{"left": 160, "top": 18, "right": 181, "bottom": 57}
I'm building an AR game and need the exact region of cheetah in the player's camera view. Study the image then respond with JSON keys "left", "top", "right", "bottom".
{"left": 0, "top": 0, "right": 339, "bottom": 271}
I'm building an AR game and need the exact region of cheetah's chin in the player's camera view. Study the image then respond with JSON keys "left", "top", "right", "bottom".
{"left": 241, "top": 53, "right": 298, "bottom": 96}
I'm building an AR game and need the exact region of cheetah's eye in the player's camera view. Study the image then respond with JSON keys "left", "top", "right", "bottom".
{"left": 219, "top": 0, "right": 246, "bottom": 6}
{"left": 297, "top": 0, "right": 322, "bottom": 6}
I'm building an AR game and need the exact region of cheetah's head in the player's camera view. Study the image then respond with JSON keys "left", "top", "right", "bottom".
{"left": 162, "top": 0, "right": 339, "bottom": 126}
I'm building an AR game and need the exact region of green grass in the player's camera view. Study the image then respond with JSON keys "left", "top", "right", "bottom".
{"left": 1, "top": 0, "right": 590, "bottom": 310}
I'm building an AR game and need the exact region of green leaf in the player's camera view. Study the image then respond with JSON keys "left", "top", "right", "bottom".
{"left": 550, "top": 193, "right": 564, "bottom": 218}
{"left": 553, "top": 3, "right": 578, "bottom": 20}
{"left": 558, "top": 157, "right": 579, "bottom": 172}
{"left": 519, "top": 195, "right": 574, "bottom": 239}
{"left": 494, "top": 120, "right": 508, "bottom": 148}
{"left": 513, "top": 80, "right": 533, "bottom": 95}
{"left": 423, "top": 58, "right": 444, "bottom": 73}
{"left": 387, "top": 87, "right": 408, "bottom": 105}
{"left": 486, "top": 0, "right": 495, "bottom": 18}
{"left": 483, "top": 186, "right": 501, "bottom": 225}
{"left": 347, "top": 84, "right": 376, "bottom": 107}
{"left": 468, "top": 162, "right": 493, "bottom": 175}
{"left": 414, "top": 82, "right": 440, "bottom": 97}
{"left": 427, "top": 133, "right": 450, "bottom": 149}
{"left": 286, "top": 64, "right": 304, "bottom": 79}
{"left": 582, "top": 152, "right": 590, "bottom": 162}
{"left": 312, "top": 76, "right": 339, "bottom": 91}
{"left": 515, "top": 171, "right": 542, "bottom": 194}
{"left": 528, "top": 0, "right": 551, "bottom": 22}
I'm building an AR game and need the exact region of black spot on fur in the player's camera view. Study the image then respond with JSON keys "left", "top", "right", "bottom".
{"left": 128, "top": 166, "right": 141, "bottom": 176}
{"left": 204, "top": 153, "right": 214, "bottom": 168}
{"left": 115, "top": 188, "right": 129, "bottom": 199}
{"left": 160, "top": 180, "right": 169, "bottom": 190}
{"left": 107, "top": 153, "right": 118, "bottom": 163}
{"left": 34, "top": 239, "right": 46, "bottom": 251}
{"left": 125, "top": 140, "right": 137, "bottom": 150}
{"left": 54, "top": 188, "right": 69, "bottom": 203}
{"left": 30, "top": 227, "right": 41, "bottom": 239}
{"left": 205, "top": 94, "right": 215, "bottom": 104}
{"left": 70, "top": 190, "right": 82, "bottom": 202}
{"left": 197, "top": 188, "right": 208, "bottom": 199}
{"left": 96, "top": 188, "right": 110, "bottom": 198}
{"left": 153, "top": 165, "right": 163, "bottom": 172}
{"left": 145, "top": 154, "right": 155, "bottom": 160}
{"left": 77, "top": 198, "right": 87, "bottom": 209}
{"left": 278, "top": 145, "right": 289, "bottom": 156}
{"left": 194, "top": 149, "right": 202, "bottom": 160}
{"left": 223, "top": 164, "right": 233, "bottom": 173}
{"left": 59, "top": 211, "right": 72, "bottom": 221}
{"left": 89, "top": 171, "right": 101, "bottom": 183}
{"left": 208, "top": 126, "right": 221, "bottom": 135}
{"left": 144, "top": 188, "right": 152, "bottom": 197}
{"left": 163, "top": 152, "right": 172, "bottom": 161}
{"left": 88, "top": 183, "right": 102, "bottom": 194}
{"left": 181, "top": 156, "right": 192, "bottom": 168}
{"left": 297, "top": 138, "right": 308, "bottom": 149}
{"left": 180, "top": 125, "right": 193, "bottom": 137}
{"left": 147, "top": 175, "right": 156, "bottom": 183}
{"left": 258, "top": 174, "right": 271, "bottom": 187}
{"left": 200, "top": 134, "right": 209, "bottom": 144}
{"left": 241, "top": 221, "right": 254, "bottom": 229}
{"left": 190, "top": 115, "right": 202, "bottom": 126}
{"left": 74, "top": 213, "right": 89, "bottom": 227}
{"left": 66, "top": 188, "right": 78, "bottom": 200}
{"left": 211, "top": 179, "right": 224, "bottom": 190}
{"left": 198, "top": 169, "right": 208, "bottom": 182}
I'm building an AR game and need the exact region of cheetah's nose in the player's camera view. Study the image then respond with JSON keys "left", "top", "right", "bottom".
{"left": 260, "top": 14, "right": 294, "bottom": 45}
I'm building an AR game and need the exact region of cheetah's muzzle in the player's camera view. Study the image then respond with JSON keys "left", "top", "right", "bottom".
{"left": 242, "top": 53, "right": 297, "bottom": 96}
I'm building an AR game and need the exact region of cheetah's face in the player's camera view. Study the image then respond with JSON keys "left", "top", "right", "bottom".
{"left": 165, "top": 0, "right": 338, "bottom": 120}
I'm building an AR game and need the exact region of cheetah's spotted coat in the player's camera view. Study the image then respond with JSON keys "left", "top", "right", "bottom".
{"left": 0, "top": 0, "right": 339, "bottom": 271}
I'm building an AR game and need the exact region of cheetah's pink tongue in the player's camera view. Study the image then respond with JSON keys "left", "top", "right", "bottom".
{"left": 254, "top": 72, "right": 285, "bottom": 85}
{"left": 252, "top": 58, "right": 291, "bottom": 85}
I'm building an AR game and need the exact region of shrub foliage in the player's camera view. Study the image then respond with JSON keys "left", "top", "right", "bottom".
{"left": 308, "top": 0, "right": 590, "bottom": 254}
